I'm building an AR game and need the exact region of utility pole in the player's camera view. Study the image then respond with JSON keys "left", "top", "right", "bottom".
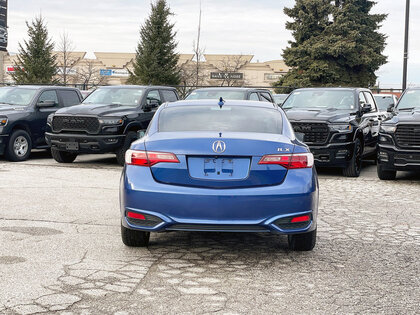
{"left": 402, "top": 0, "right": 410, "bottom": 90}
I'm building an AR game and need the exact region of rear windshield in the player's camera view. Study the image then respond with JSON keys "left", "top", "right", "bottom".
{"left": 374, "top": 95, "right": 395, "bottom": 111}
{"left": 158, "top": 105, "right": 283, "bottom": 134}
{"left": 186, "top": 90, "right": 247, "bottom": 100}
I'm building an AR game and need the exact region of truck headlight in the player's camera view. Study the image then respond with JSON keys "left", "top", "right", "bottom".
{"left": 329, "top": 124, "right": 352, "bottom": 132}
{"left": 47, "top": 114, "right": 53, "bottom": 125}
{"left": 0, "top": 117, "right": 8, "bottom": 127}
{"left": 380, "top": 125, "right": 396, "bottom": 133}
{"left": 99, "top": 118, "right": 123, "bottom": 125}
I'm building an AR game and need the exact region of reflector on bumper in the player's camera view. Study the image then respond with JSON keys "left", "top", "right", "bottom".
{"left": 274, "top": 214, "right": 312, "bottom": 230}
{"left": 125, "top": 211, "right": 163, "bottom": 227}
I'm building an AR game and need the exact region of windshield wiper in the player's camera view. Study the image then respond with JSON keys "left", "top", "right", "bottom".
{"left": 397, "top": 107, "right": 416, "bottom": 111}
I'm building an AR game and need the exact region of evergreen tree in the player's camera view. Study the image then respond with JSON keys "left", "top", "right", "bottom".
{"left": 327, "top": 0, "right": 387, "bottom": 87}
{"left": 275, "top": 0, "right": 387, "bottom": 89}
{"left": 127, "top": 0, "right": 180, "bottom": 85}
{"left": 12, "top": 16, "right": 57, "bottom": 84}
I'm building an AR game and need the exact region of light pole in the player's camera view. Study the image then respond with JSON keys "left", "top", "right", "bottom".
{"left": 402, "top": 0, "right": 410, "bottom": 90}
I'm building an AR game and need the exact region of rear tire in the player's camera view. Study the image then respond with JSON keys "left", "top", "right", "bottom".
{"left": 51, "top": 148, "right": 78, "bottom": 163}
{"left": 116, "top": 131, "right": 139, "bottom": 166}
{"left": 343, "top": 138, "right": 362, "bottom": 177}
{"left": 288, "top": 229, "right": 316, "bottom": 251}
{"left": 377, "top": 164, "right": 396, "bottom": 180}
{"left": 121, "top": 223, "right": 150, "bottom": 247}
{"left": 5, "top": 130, "right": 32, "bottom": 162}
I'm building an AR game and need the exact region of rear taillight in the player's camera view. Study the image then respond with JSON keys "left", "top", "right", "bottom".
{"left": 258, "top": 153, "right": 314, "bottom": 169}
{"left": 125, "top": 149, "right": 180, "bottom": 166}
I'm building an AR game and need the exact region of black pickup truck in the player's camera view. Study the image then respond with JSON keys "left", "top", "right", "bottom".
{"left": 0, "top": 86, "right": 82, "bottom": 161}
{"left": 377, "top": 88, "right": 420, "bottom": 180}
{"left": 282, "top": 87, "right": 381, "bottom": 177}
{"left": 45, "top": 85, "right": 179, "bottom": 165}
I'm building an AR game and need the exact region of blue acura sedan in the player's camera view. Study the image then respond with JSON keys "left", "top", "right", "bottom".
{"left": 120, "top": 100, "right": 319, "bottom": 251}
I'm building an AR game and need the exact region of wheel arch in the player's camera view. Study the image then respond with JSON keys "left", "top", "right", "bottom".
{"left": 353, "top": 129, "right": 365, "bottom": 148}
{"left": 10, "top": 122, "right": 32, "bottom": 135}
{"left": 123, "top": 122, "right": 147, "bottom": 134}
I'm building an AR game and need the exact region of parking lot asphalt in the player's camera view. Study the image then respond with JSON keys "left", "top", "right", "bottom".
{"left": 0, "top": 151, "right": 419, "bottom": 314}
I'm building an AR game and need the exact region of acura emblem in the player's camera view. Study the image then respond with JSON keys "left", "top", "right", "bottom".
{"left": 212, "top": 140, "right": 226, "bottom": 153}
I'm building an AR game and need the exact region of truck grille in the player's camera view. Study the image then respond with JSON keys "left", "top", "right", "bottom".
{"left": 52, "top": 116, "right": 100, "bottom": 134}
{"left": 291, "top": 122, "right": 329, "bottom": 145}
{"left": 395, "top": 124, "right": 420, "bottom": 148}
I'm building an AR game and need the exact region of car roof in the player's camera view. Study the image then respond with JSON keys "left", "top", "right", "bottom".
{"left": 192, "top": 87, "right": 270, "bottom": 92}
{"left": 9, "top": 85, "right": 79, "bottom": 90}
{"left": 293, "top": 87, "right": 370, "bottom": 92}
{"left": 97, "top": 85, "right": 176, "bottom": 90}
{"left": 374, "top": 94, "right": 395, "bottom": 97}
{"left": 165, "top": 99, "right": 276, "bottom": 109}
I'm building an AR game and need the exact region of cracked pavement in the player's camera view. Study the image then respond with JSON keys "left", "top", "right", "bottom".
{"left": 0, "top": 152, "right": 419, "bottom": 314}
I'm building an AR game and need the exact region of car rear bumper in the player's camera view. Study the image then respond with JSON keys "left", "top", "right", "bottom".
{"left": 378, "top": 144, "right": 420, "bottom": 171}
{"left": 308, "top": 142, "right": 355, "bottom": 168}
{"left": 45, "top": 132, "right": 125, "bottom": 154}
{"left": 120, "top": 166, "right": 319, "bottom": 234}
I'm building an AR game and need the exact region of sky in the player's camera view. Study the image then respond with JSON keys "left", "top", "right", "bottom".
{"left": 6, "top": 0, "right": 420, "bottom": 89}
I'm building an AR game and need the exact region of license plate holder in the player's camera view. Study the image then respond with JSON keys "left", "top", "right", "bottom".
{"left": 66, "top": 142, "right": 79, "bottom": 151}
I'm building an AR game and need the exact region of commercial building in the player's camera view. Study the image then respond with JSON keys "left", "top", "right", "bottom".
{"left": 1, "top": 52, "right": 290, "bottom": 88}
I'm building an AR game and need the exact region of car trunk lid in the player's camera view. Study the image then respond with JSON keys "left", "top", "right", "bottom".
{"left": 143, "top": 132, "right": 294, "bottom": 188}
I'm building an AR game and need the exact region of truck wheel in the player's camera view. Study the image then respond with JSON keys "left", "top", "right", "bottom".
{"left": 288, "top": 229, "right": 316, "bottom": 251}
{"left": 5, "top": 130, "right": 32, "bottom": 162}
{"left": 343, "top": 138, "right": 362, "bottom": 177}
{"left": 51, "top": 148, "right": 78, "bottom": 163}
{"left": 121, "top": 223, "right": 150, "bottom": 247}
{"left": 377, "top": 164, "right": 396, "bottom": 180}
{"left": 116, "top": 131, "right": 138, "bottom": 166}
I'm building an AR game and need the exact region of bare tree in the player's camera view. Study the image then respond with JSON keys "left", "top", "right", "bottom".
{"left": 178, "top": 63, "right": 196, "bottom": 98}
{"left": 75, "top": 60, "right": 106, "bottom": 88}
{"left": 57, "top": 32, "right": 77, "bottom": 85}
{"left": 213, "top": 55, "right": 249, "bottom": 86}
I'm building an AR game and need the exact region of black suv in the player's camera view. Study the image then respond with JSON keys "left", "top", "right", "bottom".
{"left": 45, "top": 85, "right": 179, "bottom": 165}
{"left": 185, "top": 87, "right": 275, "bottom": 103}
{"left": 377, "top": 88, "right": 420, "bottom": 180}
{"left": 283, "top": 88, "right": 381, "bottom": 177}
{"left": 0, "top": 86, "right": 82, "bottom": 161}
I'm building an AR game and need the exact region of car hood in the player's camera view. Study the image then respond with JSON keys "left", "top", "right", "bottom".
{"left": 385, "top": 109, "right": 420, "bottom": 124}
{"left": 0, "top": 104, "right": 27, "bottom": 116}
{"left": 284, "top": 108, "right": 355, "bottom": 123}
{"left": 54, "top": 103, "right": 139, "bottom": 117}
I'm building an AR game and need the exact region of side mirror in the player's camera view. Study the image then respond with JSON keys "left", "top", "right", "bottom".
{"left": 137, "top": 130, "right": 146, "bottom": 139}
{"left": 37, "top": 100, "right": 57, "bottom": 108}
{"left": 146, "top": 99, "right": 160, "bottom": 108}
{"left": 361, "top": 103, "right": 372, "bottom": 114}
{"left": 387, "top": 104, "right": 394, "bottom": 113}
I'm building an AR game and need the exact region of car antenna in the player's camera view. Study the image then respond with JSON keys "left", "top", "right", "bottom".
{"left": 218, "top": 97, "right": 224, "bottom": 108}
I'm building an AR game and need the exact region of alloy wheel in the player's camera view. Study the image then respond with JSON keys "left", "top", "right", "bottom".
{"left": 13, "top": 136, "right": 29, "bottom": 157}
